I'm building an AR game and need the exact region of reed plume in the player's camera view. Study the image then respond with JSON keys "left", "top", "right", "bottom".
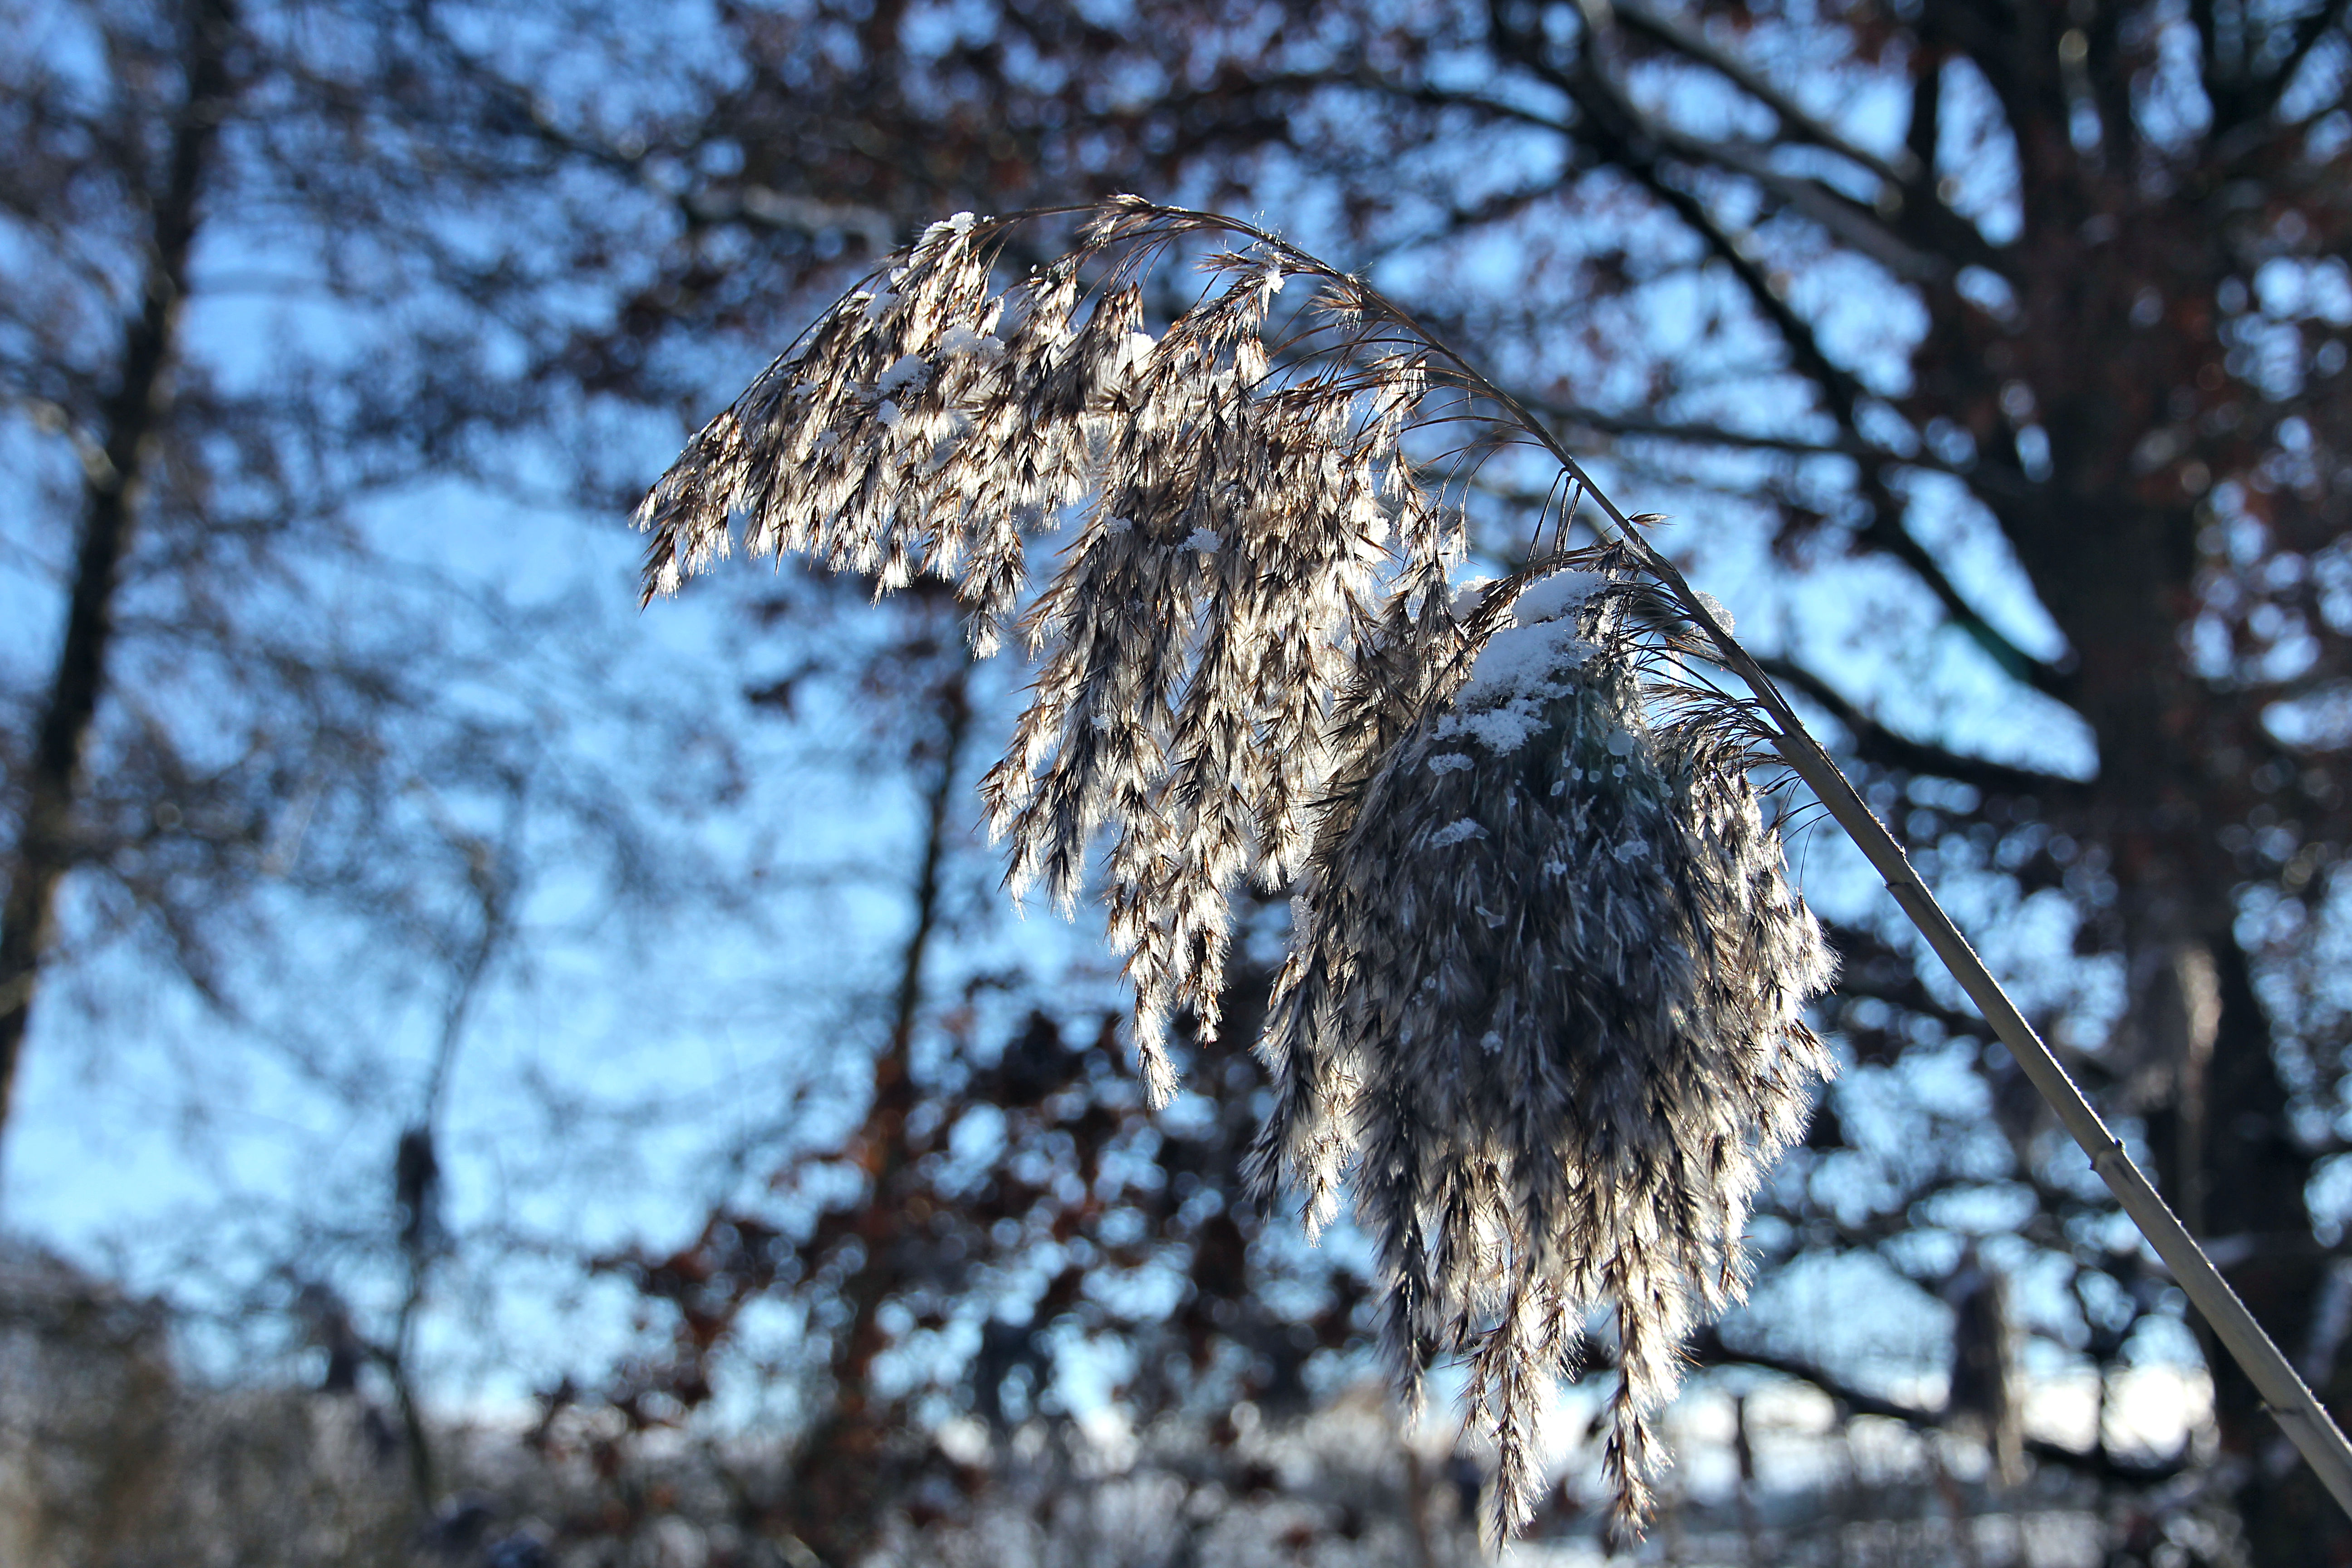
{"left": 637, "top": 196, "right": 1836, "bottom": 1539}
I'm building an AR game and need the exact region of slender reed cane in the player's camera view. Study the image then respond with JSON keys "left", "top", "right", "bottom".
{"left": 1592, "top": 481, "right": 2352, "bottom": 1516}
{"left": 1156, "top": 209, "right": 2352, "bottom": 1505}
{"left": 1327, "top": 263, "right": 2352, "bottom": 1509}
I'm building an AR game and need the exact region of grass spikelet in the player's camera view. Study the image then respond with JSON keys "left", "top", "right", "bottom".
{"left": 638, "top": 198, "right": 1836, "bottom": 1538}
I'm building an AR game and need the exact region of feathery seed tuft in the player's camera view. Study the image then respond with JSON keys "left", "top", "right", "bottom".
{"left": 637, "top": 198, "right": 1836, "bottom": 1541}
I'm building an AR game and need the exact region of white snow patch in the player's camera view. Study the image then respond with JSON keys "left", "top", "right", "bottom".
{"left": 1457, "top": 618, "right": 1597, "bottom": 705}
{"left": 860, "top": 289, "right": 898, "bottom": 322}
{"left": 875, "top": 400, "right": 904, "bottom": 429}
{"left": 1454, "top": 571, "right": 1606, "bottom": 709}
{"left": 878, "top": 353, "right": 930, "bottom": 395}
{"left": 937, "top": 323, "right": 998, "bottom": 357}
{"left": 1426, "top": 818, "right": 1487, "bottom": 849}
{"left": 1426, "top": 751, "right": 1475, "bottom": 775}
{"left": 1450, "top": 576, "right": 1499, "bottom": 618}
{"left": 922, "top": 210, "right": 977, "bottom": 243}
{"left": 1186, "top": 528, "right": 1220, "bottom": 553}
{"left": 1694, "top": 590, "right": 1734, "bottom": 633}
{"left": 1434, "top": 622, "right": 1596, "bottom": 756}
{"left": 1434, "top": 571, "right": 1616, "bottom": 755}
{"left": 1119, "top": 331, "right": 1157, "bottom": 377}
{"left": 1512, "top": 570, "right": 1606, "bottom": 625}
{"left": 1439, "top": 706, "right": 1549, "bottom": 753}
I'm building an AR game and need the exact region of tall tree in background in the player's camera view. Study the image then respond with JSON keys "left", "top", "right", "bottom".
{"left": 0, "top": 0, "right": 737, "bottom": 1474}
{"left": 0, "top": 0, "right": 708, "bottom": 1159}
{"left": 0, "top": 0, "right": 235, "bottom": 1135}
{"left": 1372, "top": 6, "right": 2352, "bottom": 1560}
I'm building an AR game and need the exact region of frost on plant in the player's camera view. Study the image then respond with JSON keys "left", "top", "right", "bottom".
{"left": 637, "top": 196, "right": 1836, "bottom": 1539}
{"left": 1257, "top": 561, "right": 1835, "bottom": 1538}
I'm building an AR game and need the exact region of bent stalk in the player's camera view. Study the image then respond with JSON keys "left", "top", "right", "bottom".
{"left": 1583, "top": 482, "right": 2352, "bottom": 1519}
{"left": 1364, "top": 255, "right": 2352, "bottom": 1512}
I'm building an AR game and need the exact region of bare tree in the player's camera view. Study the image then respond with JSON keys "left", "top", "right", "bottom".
{"left": 0, "top": 2, "right": 743, "bottom": 1523}
{"left": 0, "top": 0, "right": 236, "bottom": 1134}
{"left": 0, "top": 0, "right": 706, "bottom": 1161}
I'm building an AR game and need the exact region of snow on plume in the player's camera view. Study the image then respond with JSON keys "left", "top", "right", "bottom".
{"left": 1436, "top": 570, "right": 1605, "bottom": 754}
{"left": 636, "top": 198, "right": 1836, "bottom": 1545}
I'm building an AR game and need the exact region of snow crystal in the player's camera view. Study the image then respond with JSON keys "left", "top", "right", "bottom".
{"left": 1102, "top": 515, "right": 1133, "bottom": 535}
{"left": 878, "top": 353, "right": 930, "bottom": 395}
{"left": 1613, "top": 836, "right": 1650, "bottom": 865}
{"left": 922, "top": 211, "right": 978, "bottom": 244}
{"left": 1186, "top": 528, "right": 1220, "bottom": 553}
{"left": 1510, "top": 570, "right": 1606, "bottom": 626}
{"left": 937, "top": 323, "right": 997, "bottom": 357}
{"left": 1479, "top": 1030, "right": 1504, "bottom": 1055}
{"left": 1426, "top": 752, "right": 1474, "bottom": 775}
{"left": 1425, "top": 818, "right": 1487, "bottom": 849}
{"left": 1450, "top": 576, "right": 1498, "bottom": 618}
{"left": 1694, "top": 590, "right": 1734, "bottom": 633}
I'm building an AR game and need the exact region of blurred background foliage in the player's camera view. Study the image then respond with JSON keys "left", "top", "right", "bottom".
{"left": 7, "top": 0, "right": 2352, "bottom": 1562}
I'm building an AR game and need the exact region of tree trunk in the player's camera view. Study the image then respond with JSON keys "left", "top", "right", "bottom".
{"left": 2042, "top": 498, "right": 2347, "bottom": 1562}
{"left": 0, "top": 0, "right": 233, "bottom": 1148}
{"left": 787, "top": 657, "right": 970, "bottom": 1563}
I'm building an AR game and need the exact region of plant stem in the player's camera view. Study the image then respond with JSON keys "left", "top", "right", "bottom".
{"left": 1363, "top": 254, "right": 2352, "bottom": 1504}
{"left": 1582, "top": 491, "right": 2352, "bottom": 1519}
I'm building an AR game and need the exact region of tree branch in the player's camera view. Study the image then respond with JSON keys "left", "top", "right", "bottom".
{"left": 1537, "top": 401, "right": 1866, "bottom": 459}
{"left": 1757, "top": 656, "right": 2089, "bottom": 798}
{"left": 1487, "top": 16, "right": 2073, "bottom": 703}
{"left": 1607, "top": 0, "right": 1916, "bottom": 186}
{"left": 1533, "top": 398, "right": 2029, "bottom": 501}
{"left": 1687, "top": 1327, "right": 2193, "bottom": 1486}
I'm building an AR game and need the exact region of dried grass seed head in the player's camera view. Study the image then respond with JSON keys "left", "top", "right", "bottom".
{"left": 636, "top": 198, "right": 1837, "bottom": 1543}
{"left": 1253, "top": 559, "right": 1833, "bottom": 1539}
